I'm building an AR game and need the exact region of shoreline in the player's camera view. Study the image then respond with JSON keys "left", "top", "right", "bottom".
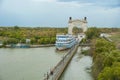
{"left": 30, "top": 44, "right": 55, "bottom": 48}
{"left": 0, "top": 44, "right": 55, "bottom": 48}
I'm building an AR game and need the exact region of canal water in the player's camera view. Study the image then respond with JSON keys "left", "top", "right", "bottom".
{"left": 60, "top": 47, "right": 93, "bottom": 80}
{"left": 0, "top": 47, "right": 66, "bottom": 80}
{"left": 0, "top": 47, "right": 93, "bottom": 80}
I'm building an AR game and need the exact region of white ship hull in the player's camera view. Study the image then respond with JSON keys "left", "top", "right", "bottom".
{"left": 56, "top": 47, "right": 67, "bottom": 50}
{"left": 55, "top": 34, "right": 76, "bottom": 51}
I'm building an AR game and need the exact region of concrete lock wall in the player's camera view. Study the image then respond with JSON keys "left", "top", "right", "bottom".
{"left": 68, "top": 17, "right": 88, "bottom": 34}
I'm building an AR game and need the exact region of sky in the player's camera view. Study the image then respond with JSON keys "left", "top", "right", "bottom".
{"left": 0, "top": 0, "right": 120, "bottom": 27}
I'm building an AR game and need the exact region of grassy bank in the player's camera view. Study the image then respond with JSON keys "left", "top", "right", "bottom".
{"left": 91, "top": 38, "right": 120, "bottom": 80}
{"left": 84, "top": 27, "right": 120, "bottom": 80}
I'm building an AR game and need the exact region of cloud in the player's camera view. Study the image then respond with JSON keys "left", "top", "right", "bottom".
{"left": 57, "top": 1, "right": 93, "bottom": 8}
{"left": 59, "top": 0, "right": 120, "bottom": 8}
{"left": 0, "top": 0, "right": 120, "bottom": 27}
{"left": 32, "top": 0, "right": 57, "bottom": 2}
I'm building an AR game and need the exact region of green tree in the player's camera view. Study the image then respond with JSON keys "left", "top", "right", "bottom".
{"left": 50, "top": 37, "right": 56, "bottom": 44}
{"left": 85, "top": 27, "right": 100, "bottom": 39}
{"left": 14, "top": 25, "right": 19, "bottom": 30}
{"left": 7, "top": 38, "right": 19, "bottom": 44}
{"left": 98, "top": 63, "right": 120, "bottom": 80}
{"left": 97, "top": 67, "right": 113, "bottom": 80}
{"left": 95, "top": 39, "right": 115, "bottom": 53}
{"left": 30, "top": 38, "right": 36, "bottom": 44}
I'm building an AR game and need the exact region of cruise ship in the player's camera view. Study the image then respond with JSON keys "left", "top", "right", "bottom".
{"left": 55, "top": 34, "right": 77, "bottom": 50}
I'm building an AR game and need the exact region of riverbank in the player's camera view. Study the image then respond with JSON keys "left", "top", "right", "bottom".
{"left": 30, "top": 44, "right": 55, "bottom": 48}
{"left": 0, "top": 44, "right": 55, "bottom": 48}
{"left": 91, "top": 38, "right": 120, "bottom": 80}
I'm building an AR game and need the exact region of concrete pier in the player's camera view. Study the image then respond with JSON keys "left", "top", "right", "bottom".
{"left": 43, "top": 44, "right": 79, "bottom": 80}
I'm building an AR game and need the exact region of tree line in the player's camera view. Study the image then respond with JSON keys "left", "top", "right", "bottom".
{"left": 0, "top": 26, "right": 119, "bottom": 45}
{"left": 0, "top": 26, "right": 68, "bottom": 45}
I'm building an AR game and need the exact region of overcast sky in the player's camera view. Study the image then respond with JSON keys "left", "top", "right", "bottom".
{"left": 0, "top": 0, "right": 120, "bottom": 27}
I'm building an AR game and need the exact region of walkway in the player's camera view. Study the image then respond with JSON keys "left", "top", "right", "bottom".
{"left": 43, "top": 44, "right": 78, "bottom": 80}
